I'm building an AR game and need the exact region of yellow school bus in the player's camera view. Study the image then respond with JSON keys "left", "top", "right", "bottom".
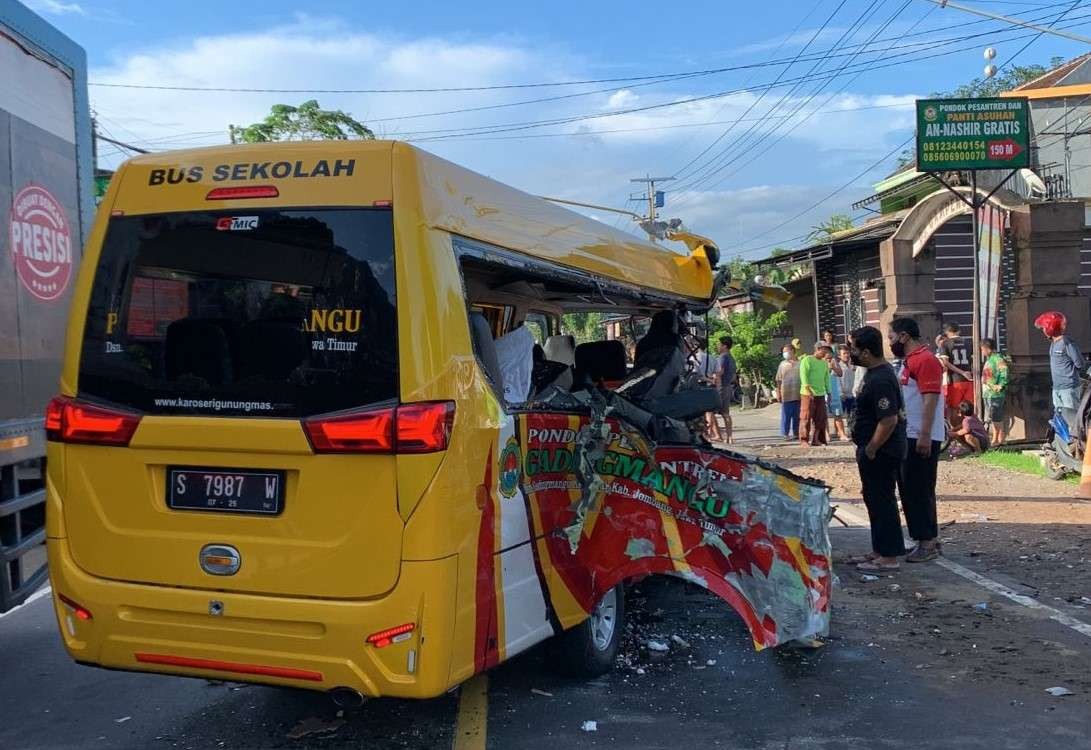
{"left": 47, "top": 141, "right": 831, "bottom": 702}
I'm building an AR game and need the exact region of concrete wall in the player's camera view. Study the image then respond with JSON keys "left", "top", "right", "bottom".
{"left": 1028, "top": 96, "right": 1091, "bottom": 199}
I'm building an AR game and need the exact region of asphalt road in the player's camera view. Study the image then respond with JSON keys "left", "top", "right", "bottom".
{"left": 4, "top": 525, "right": 1091, "bottom": 750}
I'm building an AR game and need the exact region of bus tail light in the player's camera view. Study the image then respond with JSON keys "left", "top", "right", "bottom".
{"left": 206, "top": 185, "right": 280, "bottom": 200}
{"left": 303, "top": 402, "right": 454, "bottom": 454}
{"left": 303, "top": 407, "right": 395, "bottom": 453}
{"left": 45, "top": 396, "right": 142, "bottom": 446}
{"left": 366, "top": 623, "right": 415, "bottom": 648}
{"left": 396, "top": 401, "right": 455, "bottom": 453}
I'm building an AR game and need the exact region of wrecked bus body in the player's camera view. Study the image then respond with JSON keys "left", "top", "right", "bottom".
{"left": 49, "top": 140, "right": 830, "bottom": 700}
{"left": 505, "top": 388, "right": 832, "bottom": 653}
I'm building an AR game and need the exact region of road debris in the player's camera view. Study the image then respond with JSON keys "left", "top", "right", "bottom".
{"left": 286, "top": 716, "right": 346, "bottom": 740}
{"left": 646, "top": 639, "right": 669, "bottom": 652}
{"left": 114, "top": 717, "right": 131, "bottom": 724}
{"left": 1044, "top": 687, "right": 1075, "bottom": 697}
{"left": 861, "top": 574, "right": 879, "bottom": 582}
{"left": 531, "top": 689, "right": 553, "bottom": 698}
{"left": 670, "top": 635, "right": 691, "bottom": 649}
{"left": 580, "top": 721, "right": 598, "bottom": 732}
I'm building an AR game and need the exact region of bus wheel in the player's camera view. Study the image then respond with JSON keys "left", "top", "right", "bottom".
{"left": 548, "top": 584, "right": 625, "bottom": 677}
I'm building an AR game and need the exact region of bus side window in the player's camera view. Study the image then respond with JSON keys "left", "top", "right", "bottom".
{"left": 470, "top": 303, "right": 512, "bottom": 339}
{"left": 524, "top": 312, "right": 551, "bottom": 345}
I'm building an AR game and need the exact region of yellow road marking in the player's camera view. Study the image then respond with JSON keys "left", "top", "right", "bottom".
{"left": 453, "top": 674, "right": 488, "bottom": 750}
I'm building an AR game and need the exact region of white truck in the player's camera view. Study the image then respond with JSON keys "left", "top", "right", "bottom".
{"left": 0, "top": 0, "right": 93, "bottom": 611}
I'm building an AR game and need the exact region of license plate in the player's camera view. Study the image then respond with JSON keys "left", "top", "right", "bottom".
{"left": 167, "top": 467, "right": 285, "bottom": 515}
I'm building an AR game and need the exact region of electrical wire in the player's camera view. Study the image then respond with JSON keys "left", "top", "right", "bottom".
{"left": 730, "top": 1, "right": 1083, "bottom": 257}
{"left": 670, "top": 0, "right": 928, "bottom": 209}
{"left": 397, "top": 12, "right": 1091, "bottom": 142}
{"left": 669, "top": 0, "right": 897, "bottom": 205}
{"left": 86, "top": 0, "right": 1082, "bottom": 96}
{"left": 670, "top": 0, "right": 849, "bottom": 183}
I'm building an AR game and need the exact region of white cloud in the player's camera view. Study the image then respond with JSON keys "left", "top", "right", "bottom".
{"left": 606, "top": 89, "right": 638, "bottom": 109}
{"left": 88, "top": 17, "right": 913, "bottom": 257}
{"left": 24, "top": 0, "right": 86, "bottom": 15}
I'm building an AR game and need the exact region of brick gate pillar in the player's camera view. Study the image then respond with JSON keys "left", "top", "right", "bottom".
{"left": 878, "top": 235, "right": 941, "bottom": 354}
{"left": 1005, "top": 201, "right": 1090, "bottom": 441}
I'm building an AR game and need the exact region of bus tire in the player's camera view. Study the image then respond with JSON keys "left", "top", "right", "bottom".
{"left": 547, "top": 584, "right": 625, "bottom": 678}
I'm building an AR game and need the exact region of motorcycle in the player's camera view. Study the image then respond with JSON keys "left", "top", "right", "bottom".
{"left": 1042, "top": 380, "right": 1090, "bottom": 480}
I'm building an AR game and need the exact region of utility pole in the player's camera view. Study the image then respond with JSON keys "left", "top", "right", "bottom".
{"left": 922, "top": 0, "right": 1091, "bottom": 44}
{"left": 629, "top": 175, "right": 675, "bottom": 226}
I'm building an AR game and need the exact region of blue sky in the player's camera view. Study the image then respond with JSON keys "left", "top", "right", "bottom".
{"left": 23, "top": 0, "right": 1091, "bottom": 258}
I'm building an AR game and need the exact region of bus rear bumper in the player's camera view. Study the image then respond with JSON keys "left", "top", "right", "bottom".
{"left": 47, "top": 538, "right": 458, "bottom": 698}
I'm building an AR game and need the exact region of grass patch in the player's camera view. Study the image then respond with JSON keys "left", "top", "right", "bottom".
{"left": 967, "top": 450, "right": 1079, "bottom": 484}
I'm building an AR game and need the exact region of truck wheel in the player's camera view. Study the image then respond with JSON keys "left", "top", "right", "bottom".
{"left": 547, "top": 584, "right": 625, "bottom": 678}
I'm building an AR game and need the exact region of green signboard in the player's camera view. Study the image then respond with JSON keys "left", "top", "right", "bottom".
{"left": 916, "top": 96, "right": 1030, "bottom": 171}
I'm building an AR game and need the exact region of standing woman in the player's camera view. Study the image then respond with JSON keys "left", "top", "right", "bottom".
{"left": 827, "top": 342, "right": 849, "bottom": 441}
{"left": 838, "top": 345, "right": 860, "bottom": 417}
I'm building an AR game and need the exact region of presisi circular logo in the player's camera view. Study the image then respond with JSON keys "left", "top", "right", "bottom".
{"left": 924, "top": 105, "right": 938, "bottom": 123}
{"left": 9, "top": 185, "right": 73, "bottom": 302}
{"left": 498, "top": 437, "right": 522, "bottom": 498}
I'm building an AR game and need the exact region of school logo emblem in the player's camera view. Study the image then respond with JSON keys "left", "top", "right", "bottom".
{"left": 498, "top": 437, "right": 522, "bottom": 498}
{"left": 878, "top": 397, "right": 890, "bottom": 410}
{"left": 923, "top": 105, "right": 938, "bottom": 122}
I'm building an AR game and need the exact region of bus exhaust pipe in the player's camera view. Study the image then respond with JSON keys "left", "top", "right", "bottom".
{"left": 329, "top": 687, "right": 365, "bottom": 709}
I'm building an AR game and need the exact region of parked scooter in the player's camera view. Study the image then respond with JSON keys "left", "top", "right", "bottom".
{"left": 1042, "top": 381, "right": 1090, "bottom": 480}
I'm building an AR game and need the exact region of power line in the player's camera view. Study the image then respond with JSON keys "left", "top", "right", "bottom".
{"left": 86, "top": 0, "right": 1082, "bottom": 97}
{"left": 671, "top": 0, "right": 926, "bottom": 207}
{"left": 671, "top": 0, "right": 850, "bottom": 183}
{"left": 670, "top": 1, "right": 1085, "bottom": 197}
{"left": 411, "top": 100, "right": 915, "bottom": 141}
{"left": 733, "top": 135, "right": 914, "bottom": 252}
{"left": 669, "top": 0, "right": 895, "bottom": 202}
{"left": 730, "top": 3, "right": 1082, "bottom": 254}
{"left": 433, "top": 0, "right": 1075, "bottom": 140}
{"left": 655, "top": 1, "right": 826, "bottom": 177}
{"left": 399, "top": 12, "right": 1091, "bottom": 142}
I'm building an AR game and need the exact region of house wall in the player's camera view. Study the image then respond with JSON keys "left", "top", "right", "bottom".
{"left": 816, "top": 246, "right": 883, "bottom": 342}
{"left": 1028, "top": 95, "right": 1091, "bottom": 199}
{"left": 929, "top": 215, "right": 1017, "bottom": 350}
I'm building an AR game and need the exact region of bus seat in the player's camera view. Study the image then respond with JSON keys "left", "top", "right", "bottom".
{"left": 469, "top": 312, "right": 503, "bottom": 391}
{"left": 239, "top": 319, "right": 307, "bottom": 381}
{"left": 531, "top": 343, "right": 573, "bottom": 396}
{"left": 165, "top": 318, "right": 233, "bottom": 386}
{"left": 574, "top": 340, "right": 627, "bottom": 388}
{"left": 543, "top": 335, "right": 576, "bottom": 366}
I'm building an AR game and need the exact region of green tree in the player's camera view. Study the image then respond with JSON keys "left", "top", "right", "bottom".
{"left": 708, "top": 308, "right": 788, "bottom": 406}
{"left": 726, "top": 255, "right": 754, "bottom": 281}
{"left": 562, "top": 312, "right": 605, "bottom": 344}
{"left": 233, "top": 100, "right": 375, "bottom": 142}
{"left": 946, "top": 58, "right": 1062, "bottom": 99}
{"left": 808, "top": 214, "right": 854, "bottom": 241}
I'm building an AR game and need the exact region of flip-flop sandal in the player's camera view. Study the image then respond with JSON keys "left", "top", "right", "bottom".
{"left": 856, "top": 560, "right": 900, "bottom": 573}
{"left": 844, "top": 553, "right": 877, "bottom": 565}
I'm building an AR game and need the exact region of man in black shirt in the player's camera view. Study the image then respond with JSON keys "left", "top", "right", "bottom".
{"left": 847, "top": 325, "right": 908, "bottom": 572}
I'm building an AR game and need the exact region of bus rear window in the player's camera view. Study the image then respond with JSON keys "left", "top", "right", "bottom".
{"left": 78, "top": 208, "right": 397, "bottom": 418}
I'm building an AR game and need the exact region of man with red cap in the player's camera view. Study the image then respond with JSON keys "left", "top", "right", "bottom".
{"left": 1035, "top": 312, "right": 1087, "bottom": 431}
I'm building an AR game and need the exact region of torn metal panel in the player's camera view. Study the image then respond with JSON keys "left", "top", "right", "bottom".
{"left": 513, "top": 400, "right": 832, "bottom": 649}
